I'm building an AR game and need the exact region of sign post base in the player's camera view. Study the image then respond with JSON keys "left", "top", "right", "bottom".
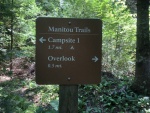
{"left": 59, "top": 85, "right": 78, "bottom": 113}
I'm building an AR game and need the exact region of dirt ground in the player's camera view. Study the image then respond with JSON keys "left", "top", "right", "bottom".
{"left": 0, "top": 57, "right": 35, "bottom": 83}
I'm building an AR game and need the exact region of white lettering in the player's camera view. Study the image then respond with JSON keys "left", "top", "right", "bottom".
{"left": 48, "top": 37, "right": 76, "bottom": 44}
{"left": 48, "top": 56, "right": 75, "bottom": 62}
{"left": 48, "top": 26, "right": 73, "bottom": 32}
{"left": 74, "top": 27, "right": 91, "bottom": 33}
{"left": 48, "top": 64, "right": 62, "bottom": 68}
{"left": 48, "top": 26, "right": 91, "bottom": 33}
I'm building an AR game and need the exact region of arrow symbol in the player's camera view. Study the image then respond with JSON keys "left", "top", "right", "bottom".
{"left": 92, "top": 56, "right": 99, "bottom": 62}
{"left": 39, "top": 37, "right": 46, "bottom": 43}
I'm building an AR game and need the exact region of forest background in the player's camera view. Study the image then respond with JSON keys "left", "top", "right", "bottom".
{"left": 0, "top": 0, "right": 150, "bottom": 113}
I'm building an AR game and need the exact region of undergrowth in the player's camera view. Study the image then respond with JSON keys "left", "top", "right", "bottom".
{"left": 0, "top": 75, "right": 150, "bottom": 113}
{"left": 78, "top": 76, "right": 150, "bottom": 113}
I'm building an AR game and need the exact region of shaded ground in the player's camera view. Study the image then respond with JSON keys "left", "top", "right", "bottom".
{"left": 0, "top": 57, "right": 35, "bottom": 81}
{"left": 0, "top": 75, "right": 11, "bottom": 83}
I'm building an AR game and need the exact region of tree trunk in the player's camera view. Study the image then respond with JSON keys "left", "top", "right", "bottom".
{"left": 132, "top": 0, "right": 150, "bottom": 94}
{"left": 10, "top": 0, "right": 14, "bottom": 70}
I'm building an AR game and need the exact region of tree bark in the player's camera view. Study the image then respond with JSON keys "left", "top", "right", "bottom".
{"left": 10, "top": 0, "right": 14, "bottom": 70}
{"left": 132, "top": 0, "right": 150, "bottom": 94}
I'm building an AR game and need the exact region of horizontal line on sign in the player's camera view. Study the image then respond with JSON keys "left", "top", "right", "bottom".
{"left": 39, "top": 33, "right": 99, "bottom": 35}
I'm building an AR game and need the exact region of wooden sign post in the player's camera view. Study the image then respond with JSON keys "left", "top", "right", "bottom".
{"left": 59, "top": 85, "right": 78, "bottom": 113}
{"left": 36, "top": 17, "right": 102, "bottom": 112}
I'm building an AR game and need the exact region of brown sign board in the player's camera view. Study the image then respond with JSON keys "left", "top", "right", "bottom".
{"left": 36, "top": 17, "right": 102, "bottom": 84}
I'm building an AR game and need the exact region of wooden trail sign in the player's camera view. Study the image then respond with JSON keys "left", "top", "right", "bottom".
{"left": 36, "top": 17, "right": 102, "bottom": 84}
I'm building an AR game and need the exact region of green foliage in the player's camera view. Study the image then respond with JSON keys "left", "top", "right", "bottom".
{"left": 0, "top": 79, "right": 59, "bottom": 113}
{"left": 59, "top": 0, "right": 96, "bottom": 18}
{"left": 0, "top": 67, "right": 13, "bottom": 76}
{"left": 78, "top": 76, "right": 150, "bottom": 112}
{"left": 92, "top": 0, "right": 136, "bottom": 75}
{"left": 0, "top": 0, "right": 40, "bottom": 62}
{"left": 36, "top": 0, "right": 60, "bottom": 17}
{"left": 50, "top": 100, "right": 59, "bottom": 111}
